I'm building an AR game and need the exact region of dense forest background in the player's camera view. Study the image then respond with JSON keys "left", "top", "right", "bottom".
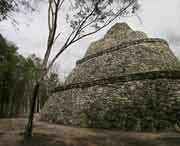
{"left": 0, "top": 34, "right": 61, "bottom": 118}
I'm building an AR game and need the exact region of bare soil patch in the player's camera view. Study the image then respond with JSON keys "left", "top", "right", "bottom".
{"left": 0, "top": 117, "right": 180, "bottom": 146}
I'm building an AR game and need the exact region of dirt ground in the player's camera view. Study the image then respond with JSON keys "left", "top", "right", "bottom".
{"left": 0, "top": 117, "right": 180, "bottom": 146}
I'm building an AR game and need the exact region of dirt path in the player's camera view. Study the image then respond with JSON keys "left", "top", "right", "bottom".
{"left": 0, "top": 118, "right": 180, "bottom": 146}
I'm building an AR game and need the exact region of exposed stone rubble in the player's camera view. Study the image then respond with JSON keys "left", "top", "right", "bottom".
{"left": 40, "top": 23, "right": 180, "bottom": 131}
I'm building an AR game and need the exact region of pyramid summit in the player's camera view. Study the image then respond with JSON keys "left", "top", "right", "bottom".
{"left": 105, "top": 23, "right": 132, "bottom": 37}
{"left": 85, "top": 23, "right": 148, "bottom": 57}
{"left": 40, "top": 23, "right": 180, "bottom": 131}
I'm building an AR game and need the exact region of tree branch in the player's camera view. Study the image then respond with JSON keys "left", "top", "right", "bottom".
{"left": 66, "top": 7, "right": 96, "bottom": 45}
{"left": 53, "top": 32, "right": 61, "bottom": 44}
{"left": 45, "top": 0, "right": 136, "bottom": 74}
{"left": 58, "top": 0, "right": 65, "bottom": 10}
{"left": 72, "top": 0, "right": 136, "bottom": 44}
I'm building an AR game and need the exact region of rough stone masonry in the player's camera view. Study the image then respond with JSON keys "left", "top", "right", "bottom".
{"left": 40, "top": 23, "right": 180, "bottom": 131}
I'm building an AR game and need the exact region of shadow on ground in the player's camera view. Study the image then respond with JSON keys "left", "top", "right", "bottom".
{"left": 0, "top": 118, "right": 180, "bottom": 146}
{"left": 18, "top": 132, "right": 180, "bottom": 146}
{"left": 19, "top": 133, "right": 67, "bottom": 146}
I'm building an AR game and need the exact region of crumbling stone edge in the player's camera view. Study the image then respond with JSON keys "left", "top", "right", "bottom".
{"left": 53, "top": 70, "right": 180, "bottom": 93}
{"left": 77, "top": 38, "right": 169, "bottom": 65}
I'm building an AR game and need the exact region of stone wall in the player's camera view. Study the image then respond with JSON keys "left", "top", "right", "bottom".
{"left": 40, "top": 23, "right": 180, "bottom": 131}
{"left": 41, "top": 78, "right": 180, "bottom": 131}
{"left": 66, "top": 39, "right": 180, "bottom": 84}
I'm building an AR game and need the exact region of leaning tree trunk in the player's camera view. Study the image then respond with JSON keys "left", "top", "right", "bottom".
{"left": 24, "top": 0, "right": 63, "bottom": 138}
{"left": 24, "top": 82, "right": 40, "bottom": 138}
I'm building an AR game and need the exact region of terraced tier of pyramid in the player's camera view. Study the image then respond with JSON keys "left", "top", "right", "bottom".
{"left": 41, "top": 23, "right": 180, "bottom": 131}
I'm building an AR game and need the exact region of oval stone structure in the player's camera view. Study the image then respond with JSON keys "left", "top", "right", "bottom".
{"left": 40, "top": 23, "right": 180, "bottom": 131}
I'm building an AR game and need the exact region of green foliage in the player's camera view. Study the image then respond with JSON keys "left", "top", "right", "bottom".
{"left": 0, "top": 0, "right": 13, "bottom": 20}
{"left": 67, "top": 0, "right": 139, "bottom": 30}
{"left": 0, "top": 0, "right": 36, "bottom": 21}
{"left": 0, "top": 34, "right": 60, "bottom": 117}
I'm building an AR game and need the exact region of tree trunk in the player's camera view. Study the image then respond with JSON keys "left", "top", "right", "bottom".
{"left": 24, "top": 0, "right": 60, "bottom": 138}
{"left": 36, "top": 94, "right": 40, "bottom": 113}
{"left": 24, "top": 82, "right": 40, "bottom": 138}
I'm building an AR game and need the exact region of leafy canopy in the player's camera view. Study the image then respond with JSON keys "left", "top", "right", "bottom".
{"left": 0, "top": 0, "right": 37, "bottom": 21}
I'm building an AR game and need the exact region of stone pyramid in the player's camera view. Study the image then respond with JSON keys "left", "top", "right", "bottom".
{"left": 41, "top": 23, "right": 180, "bottom": 131}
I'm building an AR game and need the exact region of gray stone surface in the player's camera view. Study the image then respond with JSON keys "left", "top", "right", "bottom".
{"left": 40, "top": 23, "right": 180, "bottom": 131}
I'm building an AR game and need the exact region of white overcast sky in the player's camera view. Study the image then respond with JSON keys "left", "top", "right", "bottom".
{"left": 0, "top": 0, "right": 180, "bottom": 79}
